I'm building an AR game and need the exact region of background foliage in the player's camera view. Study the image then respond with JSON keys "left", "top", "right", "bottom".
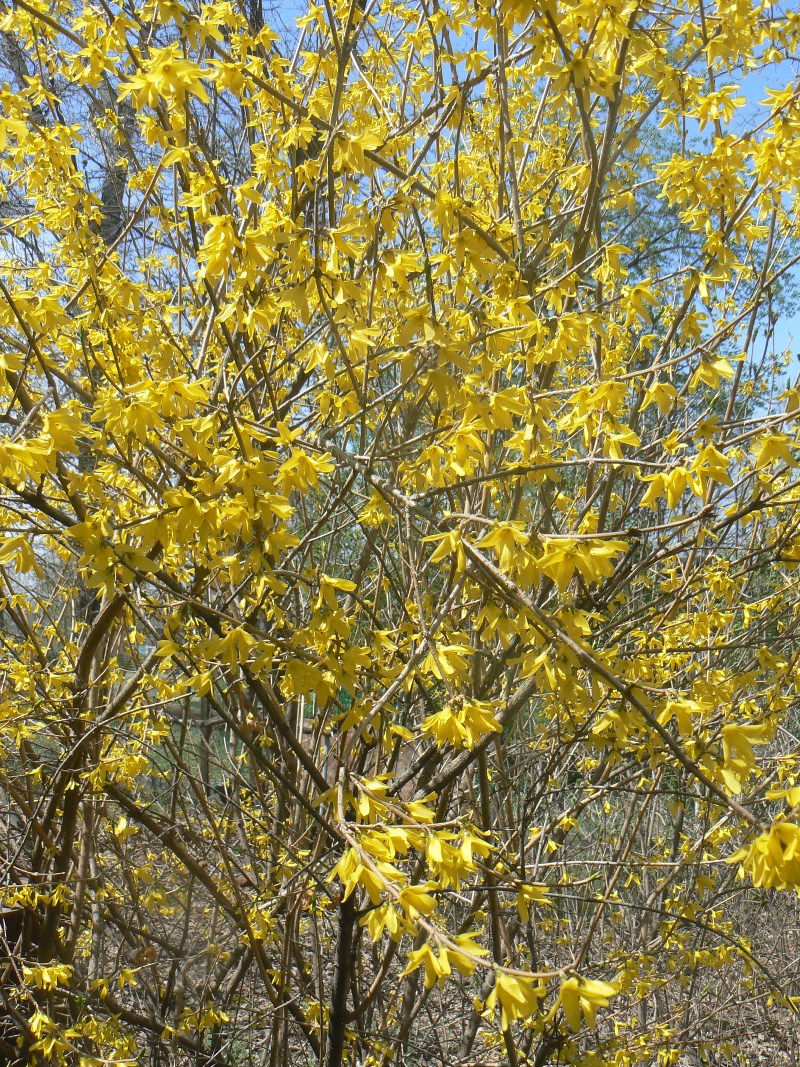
{"left": 2, "top": 0, "right": 800, "bottom": 1064}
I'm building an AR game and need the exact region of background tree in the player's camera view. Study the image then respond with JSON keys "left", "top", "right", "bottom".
{"left": 1, "top": 0, "right": 800, "bottom": 1065}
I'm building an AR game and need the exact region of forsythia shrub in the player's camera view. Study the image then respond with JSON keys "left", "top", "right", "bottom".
{"left": 1, "top": 0, "right": 800, "bottom": 1064}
